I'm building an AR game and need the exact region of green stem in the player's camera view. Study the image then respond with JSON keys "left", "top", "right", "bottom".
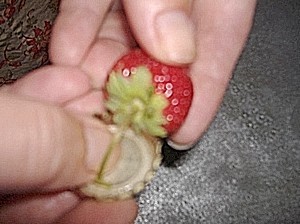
{"left": 95, "top": 130, "right": 123, "bottom": 185}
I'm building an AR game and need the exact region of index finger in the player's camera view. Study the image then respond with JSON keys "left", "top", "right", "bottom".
{"left": 49, "top": 0, "right": 113, "bottom": 66}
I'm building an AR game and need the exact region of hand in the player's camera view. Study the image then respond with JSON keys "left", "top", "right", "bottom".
{"left": 0, "top": 1, "right": 139, "bottom": 223}
{"left": 0, "top": 1, "right": 140, "bottom": 223}
{"left": 0, "top": 66, "right": 137, "bottom": 223}
{"left": 50, "top": 0, "right": 257, "bottom": 150}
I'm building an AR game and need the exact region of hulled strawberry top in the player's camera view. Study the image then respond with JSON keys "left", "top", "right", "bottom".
{"left": 105, "top": 49, "right": 193, "bottom": 137}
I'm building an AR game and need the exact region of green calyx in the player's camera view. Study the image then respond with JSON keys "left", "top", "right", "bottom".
{"left": 105, "top": 66, "right": 168, "bottom": 137}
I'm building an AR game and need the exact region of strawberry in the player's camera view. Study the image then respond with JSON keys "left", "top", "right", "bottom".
{"left": 105, "top": 49, "right": 193, "bottom": 137}
{"left": 90, "top": 49, "right": 193, "bottom": 190}
{"left": 82, "top": 49, "right": 193, "bottom": 199}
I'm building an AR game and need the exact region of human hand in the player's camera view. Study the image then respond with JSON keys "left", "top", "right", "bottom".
{"left": 50, "top": 0, "right": 257, "bottom": 150}
{"left": 0, "top": 66, "right": 137, "bottom": 223}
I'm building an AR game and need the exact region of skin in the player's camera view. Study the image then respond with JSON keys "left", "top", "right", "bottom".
{"left": 0, "top": 0, "right": 257, "bottom": 223}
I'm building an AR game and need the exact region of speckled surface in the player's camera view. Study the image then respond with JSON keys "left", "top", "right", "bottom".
{"left": 135, "top": 1, "right": 300, "bottom": 223}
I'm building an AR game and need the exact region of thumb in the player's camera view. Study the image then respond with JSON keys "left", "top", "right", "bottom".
{"left": 0, "top": 94, "right": 111, "bottom": 193}
{"left": 123, "top": 0, "right": 196, "bottom": 65}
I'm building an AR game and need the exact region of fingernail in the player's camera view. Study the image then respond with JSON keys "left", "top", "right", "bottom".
{"left": 166, "top": 139, "right": 196, "bottom": 151}
{"left": 155, "top": 11, "right": 196, "bottom": 64}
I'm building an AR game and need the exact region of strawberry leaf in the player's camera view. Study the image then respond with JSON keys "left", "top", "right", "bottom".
{"left": 105, "top": 66, "right": 168, "bottom": 137}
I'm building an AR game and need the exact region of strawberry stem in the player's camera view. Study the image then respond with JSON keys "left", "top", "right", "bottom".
{"left": 95, "top": 129, "right": 123, "bottom": 186}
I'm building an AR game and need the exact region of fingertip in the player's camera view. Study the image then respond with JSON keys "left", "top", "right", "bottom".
{"left": 154, "top": 10, "right": 196, "bottom": 65}
{"left": 168, "top": 69, "right": 229, "bottom": 149}
{"left": 50, "top": 0, "right": 112, "bottom": 66}
{"left": 49, "top": 12, "right": 86, "bottom": 66}
{"left": 123, "top": 0, "right": 196, "bottom": 65}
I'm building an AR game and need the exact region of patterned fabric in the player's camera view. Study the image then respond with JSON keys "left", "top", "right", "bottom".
{"left": 0, "top": 0, "right": 58, "bottom": 86}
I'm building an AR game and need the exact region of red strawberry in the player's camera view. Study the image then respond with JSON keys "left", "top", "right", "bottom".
{"left": 105, "top": 49, "right": 193, "bottom": 137}
{"left": 82, "top": 49, "right": 193, "bottom": 195}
